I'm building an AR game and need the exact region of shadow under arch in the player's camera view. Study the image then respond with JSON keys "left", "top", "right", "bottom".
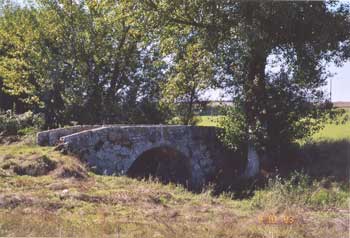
{"left": 126, "top": 146, "right": 192, "bottom": 187}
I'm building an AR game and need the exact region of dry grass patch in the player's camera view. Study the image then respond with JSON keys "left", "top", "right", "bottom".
{"left": 0, "top": 144, "right": 88, "bottom": 179}
{"left": 0, "top": 173, "right": 348, "bottom": 237}
{"left": 0, "top": 143, "right": 349, "bottom": 237}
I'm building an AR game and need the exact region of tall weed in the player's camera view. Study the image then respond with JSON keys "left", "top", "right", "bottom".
{"left": 250, "top": 171, "right": 349, "bottom": 210}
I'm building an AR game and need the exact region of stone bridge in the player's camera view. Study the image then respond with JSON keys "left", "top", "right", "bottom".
{"left": 37, "top": 125, "right": 233, "bottom": 188}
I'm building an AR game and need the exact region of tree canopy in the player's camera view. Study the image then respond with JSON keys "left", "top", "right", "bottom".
{"left": 138, "top": 0, "right": 350, "bottom": 174}
{"left": 0, "top": 0, "right": 168, "bottom": 127}
{"left": 1, "top": 0, "right": 349, "bottom": 175}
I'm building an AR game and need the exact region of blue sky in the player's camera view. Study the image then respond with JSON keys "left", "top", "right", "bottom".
{"left": 206, "top": 61, "right": 350, "bottom": 102}
{"left": 328, "top": 61, "right": 350, "bottom": 101}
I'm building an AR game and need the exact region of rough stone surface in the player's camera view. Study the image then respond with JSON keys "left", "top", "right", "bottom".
{"left": 38, "top": 125, "right": 233, "bottom": 188}
{"left": 37, "top": 125, "right": 103, "bottom": 146}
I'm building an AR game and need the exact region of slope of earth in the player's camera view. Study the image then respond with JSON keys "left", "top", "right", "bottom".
{"left": 0, "top": 142, "right": 349, "bottom": 238}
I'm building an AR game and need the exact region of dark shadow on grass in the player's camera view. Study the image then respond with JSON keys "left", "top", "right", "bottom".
{"left": 282, "top": 139, "right": 350, "bottom": 183}
{"left": 123, "top": 139, "right": 349, "bottom": 198}
{"left": 212, "top": 139, "right": 350, "bottom": 198}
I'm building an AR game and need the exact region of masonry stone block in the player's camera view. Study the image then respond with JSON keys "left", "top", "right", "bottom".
{"left": 37, "top": 125, "right": 233, "bottom": 189}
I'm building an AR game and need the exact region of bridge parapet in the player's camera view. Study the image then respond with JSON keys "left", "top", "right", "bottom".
{"left": 37, "top": 125, "right": 233, "bottom": 189}
{"left": 37, "top": 125, "right": 103, "bottom": 146}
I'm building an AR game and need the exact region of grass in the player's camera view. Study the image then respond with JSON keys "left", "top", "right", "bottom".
{"left": 250, "top": 172, "right": 349, "bottom": 210}
{"left": 195, "top": 115, "right": 224, "bottom": 127}
{"left": 0, "top": 142, "right": 348, "bottom": 237}
{"left": 0, "top": 143, "right": 88, "bottom": 179}
{"left": 0, "top": 111, "right": 349, "bottom": 237}
{"left": 313, "top": 121, "right": 350, "bottom": 141}
{"left": 196, "top": 109, "right": 350, "bottom": 141}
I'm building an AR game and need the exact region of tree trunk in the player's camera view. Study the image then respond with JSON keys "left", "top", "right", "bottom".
{"left": 244, "top": 144, "right": 260, "bottom": 177}
{"left": 243, "top": 46, "right": 268, "bottom": 177}
{"left": 185, "top": 85, "right": 196, "bottom": 125}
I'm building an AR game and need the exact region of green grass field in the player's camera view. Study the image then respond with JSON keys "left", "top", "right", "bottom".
{"left": 196, "top": 115, "right": 224, "bottom": 127}
{"left": 196, "top": 110, "right": 350, "bottom": 141}
{"left": 313, "top": 119, "right": 350, "bottom": 140}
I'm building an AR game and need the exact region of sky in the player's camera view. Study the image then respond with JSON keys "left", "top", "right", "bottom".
{"left": 205, "top": 61, "right": 350, "bottom": 102}
{"left": 328, "top": 61, "right": 350, "bottom": 102}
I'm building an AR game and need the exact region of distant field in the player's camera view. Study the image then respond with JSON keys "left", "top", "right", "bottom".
{"left": 313, "top": 119, "right": 350, "bottom": 141}
{"left": 196, "top": 109, "right": 350, "bottom": 141}
{"left": 334, "top": 101, "right": 350, "bottom": 109}
{"left": 196, "top": 115, "right": 223, "bottom": 127}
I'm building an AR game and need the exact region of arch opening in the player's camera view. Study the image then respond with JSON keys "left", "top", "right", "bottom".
{"left": 127, "top": 146, "right": 191, "bottom": 186}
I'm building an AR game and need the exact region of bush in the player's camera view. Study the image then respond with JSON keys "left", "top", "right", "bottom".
{"left": 0, "top": 110, "right": 45, "bottom": 136}
{"left": 218, "top": 106, "right": 247, "bottom": 151}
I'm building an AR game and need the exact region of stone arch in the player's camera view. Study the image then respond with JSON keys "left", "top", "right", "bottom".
{"left": 126, "top": 145, "right": 192, "bottom": 186}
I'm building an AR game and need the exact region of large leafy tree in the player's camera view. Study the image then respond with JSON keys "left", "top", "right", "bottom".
{"left": 141, "top": 0, "right": 350, "bottom": 176}
{"left": 0, "top": 0, "right": 167, "bottom": 127}
{"left": 0, "top": 3, "right": 41, "bottom": 106}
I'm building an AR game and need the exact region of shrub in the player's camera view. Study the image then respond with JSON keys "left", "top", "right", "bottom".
{"left": 218, "top": 106, "right": 247, "bottom": 151}
{"left": 0, "top": 110, "right": 45, "bottom": 136}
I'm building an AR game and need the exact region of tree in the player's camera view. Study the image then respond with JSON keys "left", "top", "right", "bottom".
{"left": 0, "top": 3, "right": 41, "bottom": 104}
{"left": 0, "top": 0, "right": 168, "bottom": 127}
{"left": 140, "top": 1, "right": 350, "bottom": 176}
{"left": 161, "top": 41, "right": 213, "bottom": 125}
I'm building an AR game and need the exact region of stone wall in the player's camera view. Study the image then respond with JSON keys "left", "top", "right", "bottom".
{"left": 60, "top": 125, "right": 229, "bottom": 188}
{"left": 37, "top": 124, "right": 235, "bottom": 189}
{"left": 37, "top": 125, "right": 102, "bottom": 146}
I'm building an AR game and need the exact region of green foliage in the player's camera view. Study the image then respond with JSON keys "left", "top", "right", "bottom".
{"left": 141, "top": 1, "right": 350, "bottom": 171}
{"left": 250, "top": 172, "right": 349, "bottom": 210}
{"left": 218, "top": 106, "right": 247, "bottom": 151}
{"left": 0, "top": 110, "right": 44, "bottom": 136}
{"left": 0, "top": 0, "right": 349, "bottom": 182}
{"left": 161, "top": 41, "right": 214, "bottom": 125}
{"left": 0, "top": 3, "right": 41, "bottom": 104}
{"left": 0, "top": 0, "right": 168, "bottom": 127}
